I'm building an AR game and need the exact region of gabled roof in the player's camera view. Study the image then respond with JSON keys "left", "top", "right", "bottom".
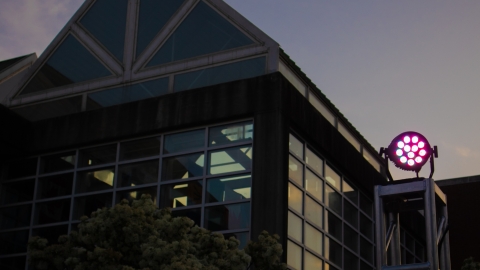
{"left": 0, "top": 53, "right": 37, "bottom": 104}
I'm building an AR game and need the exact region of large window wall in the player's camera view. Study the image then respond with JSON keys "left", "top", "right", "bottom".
{"left": 287, "top": 133, "right": 375, "bottom": 270}
{"left": 0, "top": 120, "right": 253, "bottom": 270}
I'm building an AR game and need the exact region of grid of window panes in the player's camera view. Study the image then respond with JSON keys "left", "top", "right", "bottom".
{"left": 400, "top": 228, "right": 425, "bottom": 264}
{"left": 288, "top": 133, "right": 375, "bottom": 270}
{"left": 0, "top": 121, "right": 253, "bottom": 270}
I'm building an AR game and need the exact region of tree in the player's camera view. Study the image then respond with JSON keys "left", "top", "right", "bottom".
{"left": 462, "top": 257, "right": 480, "bottom": 270}
{"left": 28, "top": 195, "right": 286, "bottom": 270}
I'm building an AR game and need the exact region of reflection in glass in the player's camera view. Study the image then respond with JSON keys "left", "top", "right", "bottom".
{"left": 0, "top": 179, "right": 35, "bottom": 205}
{"left": 305, "top": 251, "right": 323, "bottom": 270}
{"left": 344, "top": 250, "right": 359, "bottom": 270}
{"left": 209, "top": 122, "right": 253, "bottom": 146}
{"left": 117, "top": 160, "right": 158, "bottom": 187}
{"left": 204, "top": 203, "right": 250, "bottom": 231}
{"left": 289, "top": 134, "right": 303, "bottom": 159}
{"left": 37, "top": 173, "right": 73, "bottom": 199}
{"left": 344, "top": 200, "right": 358, "bottom": 228}
{"left": 160, "top": 181, "right": 202, "bottom": 208}
{"left": 208, "top": 146, "right": 252, "bottom": 175}
{"left": 325, "top": 165, "right": 341, "bottom": 190}
{"left": 172, "top": 208, "right": 201, "bottom": 226}
{"left": 206, "top": 174, "right": 251, "bottom": 203}
{"left": 343, "top": 180, "right": 358, "bottom": 205}
{"left": 305, "top": 223, "right": 323, "bottom": 255}
{"left": 32, "top": 225, "right": 68, "bottom": 245}
{"left": 0, "top": 230, "right": 29, "bottom": 255}
{"left": 287, "top": 240, "right": 302, "bottom": 270}
{"left": 40, "top": 152, "right": 76, "bottom": 174}
{"left": 174, "top": 57, "right": 265, "bottom": 92}
{"left": 78, "top": 144, "right": 117, "bottom": 167}
{"left": 325, "top": 186, "right": 342, "bottom": 216}
{"left": 325, "top": 237, "right": 342, "bottom": 267}
{"left": 306, "top": 148, "right": 323, "bottom": 175}
{"left": 76, "top": 168, "right": 115, "bottom": 193}
{"left": 164, "top": 129, "right": 205, "bottom": 154}
{"left": 325, "top": 211, "right": 342, "bottom": 241}
{"left": 289, "top": 155, "right": 303, "bottom": 187}
{"left": 288, "top": 211, "right": 302, "bottom": 242}
{"left": 4, "top": 158, "right": 37, "bottom": 180}
{"left": 360, "top": 214, "right": 373, "bottom": 240}
{"left": 74, "top": 193, "right": 113, "bottom": 220}
{"left": 305, "top": 196, "right": 322, "bottom": 228}
{"left": 162, "top": 153, "right": 204, "bottom": 180}
{"left": 344, "top": 225, "right": 358, "bottom": 252}
{"left": 116, "top": 186, "right": 158, "bottom": 205}
{"left": 223, "top": 232, "right": 249, "bottom": 249}
{"left": 288, "top": 183, "right": 303, "bottom": 214}
{"left": 306, "top": 169, "right": 322, "bottom": 201}
{"left": 147, "top": 1, "right": 253, "bottom": 67}
{"left": 0, "top": 205, "right": 31, "bottom": 230}
{"left": 360, "top": 237, "right": 373, "bottom": 263}
{"left": 34, "top": 199, "right": 70, "bottom": 225}
{"left": 120, "top": 137, "right": 160, "bottom": 161}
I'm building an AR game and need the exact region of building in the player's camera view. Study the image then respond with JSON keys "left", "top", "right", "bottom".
{"left": 0, "top": 0, "right": 437, "bottom": 269}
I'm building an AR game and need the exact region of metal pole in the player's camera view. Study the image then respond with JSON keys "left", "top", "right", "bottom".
{"left": 375, "top": 185, "right": 386, "bottom": 269}
{"left": 439, "top": 201, "right": 451, "bottom": 270}
{"left": 424, "top": 179, "right": 439, "bottom": 270}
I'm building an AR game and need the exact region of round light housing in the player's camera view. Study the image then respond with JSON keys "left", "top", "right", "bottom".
{"left": 387, "top": 131, "right": 432, "bottom": 172}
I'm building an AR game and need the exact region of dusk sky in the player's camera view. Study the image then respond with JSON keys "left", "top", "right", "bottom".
{"left": 1, "top": 0, "right": 479, "bottom": 181}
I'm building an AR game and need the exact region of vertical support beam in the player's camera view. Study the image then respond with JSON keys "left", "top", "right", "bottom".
{"left": 440, "top": 202, "right": 451, "bottom": 270}
{"left": 424, "top": 178, "right": 439, "bottom": 270}
{"left": 389, "top": 211, "right": 402, "bottom": 265}
{"left": 375, "top": 186, "right": 386, "bottom": 269}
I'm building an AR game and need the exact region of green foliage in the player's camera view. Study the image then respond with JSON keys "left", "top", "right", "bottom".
{"left": 462, "top": 257, "right": 480, "bottom": 270}
{"left": 28, "top": 195, "right": 286, "bottom": 270}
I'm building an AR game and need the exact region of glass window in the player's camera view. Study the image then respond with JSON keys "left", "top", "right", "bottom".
{"left": 223, "top": 232, "right": 249, "bottom": 249}
{"left": 288, "top": 183, "right": 303, "bottom": 214}
{"left": 0, "top": 205, "right": 31, "bottom": 230}
{"left": 325, "top": 165, "right": 341, "bottom": 190}
{"left": 208, "top": 146, "right": 252, "bottom": 175}
{"left": 209, "top": 122, "right": 253, "bottom": 146}
{"left": 136, "top": 0, "right": 186, "bottom": 57}
{"left": 360, "top": 237, "right": 374, "bottom": 264}
{"left": 279, "top": 61, "right": 306, "bottom": 96}
{"left": 204, "top": 202, "right": 250, "bottom": 231}
{"left": 343, "top": 180, "right": 358, "bottom": 205}
{"left": 37, "top": 173, "right": 74, "bottom": 199}
{"left": 120, "top": 137, "right": 160, "bottom": 161}
{"left": 74, "top": 193, "right": 113, "bottom": 220}
{"left": 344, "top": 225, "right": 358, "bottom": 252}
{"left": 289, "top": 155, "right": 303, "bottom": 187}
{"left": 306, "top": 169, "right": 323, "bottom": 202}
{"left": 12, "top": 96, "right": 83, "bottom": 122}
{"left": 76, "top": 168, "right": 115, "bottom": 193}
{"left": 160, "top": 181, "right": 202, "bottom": 208}
{"left": 0, "top": 230, "right": 29, "bottom": 255}
{"left": 0, "top": 179, "right": 35, "bottom": 205}
{"left": 309, "top": 93, "right": 336, "bottom": 126}
{"left": 363, "top": 150, "right": 382, "bottom": 173}
{"left": 288, "top": 211, "right": 302, "bottom": 243}
{"left": 287, "top": 240, "right": 302, "bottom": 270}
{"left": 305, "top": 223, "right": 323, "bottom": 255}
{"left": 360, "top": 193, "right": 373, "bottom": 217}
{"left": 78, "top": 144, "right": 117, "bottom": 167}
{"left": 32, "top": 224, "right": 68, "bottom": 245}
{"left": 40, "top": 151, "right": 76, "bottom": 174}
{"left": 3, "top": 158, "right": 37, "bottom": 180}
{"left": 174, "top": 57, "right": 265, "bottom": 92}
{"left": 86, "top": 77, "right": 170, "bottom": 109}
{"left": 80, "top": 0, "right": 128, "bottom": 61}
{"left": 171, "top": 207, "right": 201, "bottom": 226}
{"left": 325, "top": 237, "right": 342, "bottom": 268}
{"left": 0, "top": 256, "right": 26, "bottom": 270}
{"left": 305, "top": 251, "right": 323, "bottom": 270}
{"left": 164, "top": 129, "right": 205, "bottom": 154}
{"left": 344, "top": 200, "right": 358, "bottom": 228}
{"left": 147, "top": 1, "right": 253, "bottom": 67}
{"left": 338, "top": 122, "right": 361, "bottom": 152}
{"left": 162, "top": 153, "right": 204, "bottom": 181}
{"left": 117, "top": 160, "right": 158, "bottom": 187}
{"left": 306, "top": 148, "right": 322, "bottom": 175}
{"left": 34, "top": 198, "right": 71, "bottom": 225}
{"left": 289, "top": 134, "right": 303, "bottom": 159}
{"left": 20, "top": 35, "right": 112, "bottom": 95}
{"left": 325, "top": 186, "right": 341, "bottom": 216}
{"left": 344, "top": 250, "right": 359, "bottom": 270}
{"left": 325, "top": 211, "right": 342, "bottom": 241}
{"left": 206, "top": 174, "right": 251, "bottom": 203}
{"left": 116, "top": 186, "right": 158, "bottom": 205}
{"left": 305, "top": 196, "right": 322, "bottom": 228}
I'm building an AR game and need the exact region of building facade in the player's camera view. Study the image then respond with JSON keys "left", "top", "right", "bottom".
{"left": 0, "top": 0, "right": 402, "bottom": 269}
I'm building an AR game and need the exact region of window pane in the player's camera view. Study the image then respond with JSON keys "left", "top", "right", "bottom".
{"left": 223, "top": 232, "right": 249, "bottom": 249}
{"left": 74, "top": 193, "right": 113, "bottom": 220}
{"left": 174, "top": 57, "right": 265, "bottom": 92}
{"left": 305, "top": 196, "right": 322, "bottom": 228}
{"left": 204, "top": 202, "right": 250, "bottom": 231}
{"left": 78, "top": 144, "right": 117, "bottom": 167}
{"left": 116, "top": 186, "right": 158, "bottom": 205}
{"left": 344, "top": 200, "right": 358, "bottom": 228}
{"left": 344, "top": 250, "right": 359, "bottom": 270}
{"left": 120, "top": 137, "right": 160, "bottom": 161}
{"left": 289, "top": 155, "right": 303, "bottom": 187}
{"left": 360, "top": 193, "right": 373, "bottom": 217}
{"left": 289, "top": 134, "right": 303, "bottom": 159}
{"left": 306, "top": 169, "right": 323, "bottom": 202}
{"left": 37, "top": 173, "right": 73, "bottom": 199}
{"left": 3, "top": 158, "right": 37, "bottom": 180}
{"left": 117, "top": 160, "right": 158, "bottom": 187}
{"left": 147, "top": 1, "right": 253, "bottom": 66}
{"left": 0, "top": 230, "right": 28, "bottom": 255}
{"left": 325, "top": 165, "right": 341, "bottom": 190}
{"left": 279, "top": 61, "right": 306, "bottom": 96}
{"left": 0, "top": 179, "right": 35, "bottom": 205}
{"left": 34, "top": 199, "right": 70, "bottom": 225}
{"left": 360, "top": 261, "right": 373, "bottom": 270}
{"left": 208, "top": 146, "right": 252, "bottom": 175}
{"left": 338, "top": 122, "right": 361, "bottom": 152}
{"left": 209, "top": 122, "right": 253, "bottom": 146}
{"left": 288, "top": 183, "right": 303, "bottom": 214}
{"left": 309, "top": 94, "right": 336, "bottom": 126}
{"left": 0, "top": 256, "right": 26, "bottom": 270}
{"left": 288, "top": 211, "right": 302, "bottom": 242}
{"left": 0, "top": 205, "right": 31, "bottom": 230}
{"left": 160, "top": 181, "right": 202, "bottom": 208}
{"left": 32, "top": 224, "right": 68, "bottom": 245}
{"left": 305, "top": 223, "right": 323, "bottom": 255}
{"left": 360, "top": 237, "right": 374, "bottom": 263}
{"left": 172, "top": 207, "right": 201, "bottom": 226}
{"left": 344, "top": 225, "right": 358, "bottom": 252}
{"left": 76, "top": 168, "right": 115, "bottom": 193}
{"left": 305, "top": 251, "right": 323, "bottom": 270}
{"left": 40, "top": 152, "right": 76, "bottom": 174}
{"left": 164, "top": 129, "right": 205, "bottom": 154}
{"left": 325, "top": 211, "right": 342, "bottom": 241}
{"left": 162, "top": 153, "right": 204, "bottom": 181}
{"left": 287, "top": 240, "right": 302, "bottom": 270}
{"left": 325, "top": 186, "right": 342, "bottom": 215}
{"left": 360, "top": 214, "right": 373, "bottom": 240}
{"left": 206, "top": 174, "right": 251, "bottom": 203}
{"left": 306, "top": 148, "right": 323, "bottom": 175}
{"left": 325, "top": 237, "right": 342, "bottom": 267}
{"left": 343, "top": 180, "right": 358, "bottom": 205}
